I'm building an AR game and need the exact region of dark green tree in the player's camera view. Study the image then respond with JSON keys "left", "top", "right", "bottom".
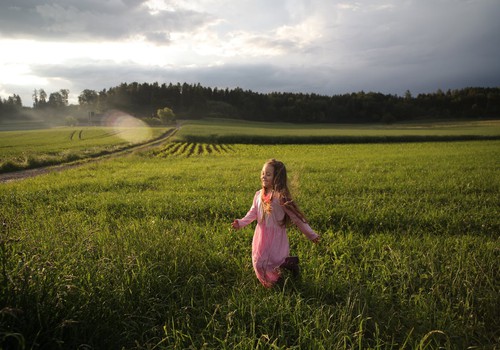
{"left": 78, "top": 89, "right": 99, "bottom": 110}
{"left": 48, "top": 91, "right": 65, "bottom": 108}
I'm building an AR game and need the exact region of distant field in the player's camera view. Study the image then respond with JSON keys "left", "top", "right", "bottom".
{"left": 0, "top": 126, "right": 170, "bottom": 173}
{"left": 3, "top": 118, "right": 499, "bottom": 173}
{"left": 176, "top": 118, "right": 500, "bottom": 143}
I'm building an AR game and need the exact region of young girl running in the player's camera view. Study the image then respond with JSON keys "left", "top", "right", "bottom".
{"left": 231, "top": 159, "right": 320, "bottom": 288}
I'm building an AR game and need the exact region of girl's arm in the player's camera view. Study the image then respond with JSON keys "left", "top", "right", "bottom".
{"left": 282, "top": 201, "right": 320, "bottom": 243}
{"left": 233, "top": 191, "right": 259, "bottom": 229}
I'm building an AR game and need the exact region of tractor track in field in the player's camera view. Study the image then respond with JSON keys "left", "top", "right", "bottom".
{"left": 0, "top": 126, "right": 180, "bottom": 184}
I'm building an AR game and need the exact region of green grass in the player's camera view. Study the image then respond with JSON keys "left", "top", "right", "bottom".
{"left": 176, "top": 118, "right": 500, "bottom": 143}
{"left": 1, "top": 140, "right": 499, "bottom": 349}
{"left": 0, "top": 126, "right": 171, "bottom": 173}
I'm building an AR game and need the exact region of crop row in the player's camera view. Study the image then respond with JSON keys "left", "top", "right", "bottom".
{"left": 153, "top": 142, "right": 234, "bottom": 158}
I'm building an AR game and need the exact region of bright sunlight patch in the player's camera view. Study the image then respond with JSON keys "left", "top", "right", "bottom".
{"left": 102, "top": 110, "right": 153, "bottom": 143}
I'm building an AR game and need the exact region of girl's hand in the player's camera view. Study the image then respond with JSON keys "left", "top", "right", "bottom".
{"left": 231, "top": 220, "right": 240, "bottom": 229}
{"left": 312, "top": 236, "right": 320, "bottom": 244}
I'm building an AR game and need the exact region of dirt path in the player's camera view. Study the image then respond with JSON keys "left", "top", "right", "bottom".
{"left": 0, "top": 126, "right": 179, "bottom": 184}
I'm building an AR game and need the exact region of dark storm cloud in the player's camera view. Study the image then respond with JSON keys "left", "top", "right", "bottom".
{"left": 27, "top": 60, "right": 340, "bottom": 98}
{"left": 0, "top": 0, "right": 210, "bottom": 43}
{"left": 25, "top": 59, "right": 391, "bottom": 98}
{"left": 324, "top": 0, "right": 500, "bottom": 92}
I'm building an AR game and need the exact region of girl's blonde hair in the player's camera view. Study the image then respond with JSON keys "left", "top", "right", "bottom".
{"left": 261, "top": 159, "right": 307, "bottom": 226}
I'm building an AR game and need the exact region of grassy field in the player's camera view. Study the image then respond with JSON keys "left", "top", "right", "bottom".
{"left": 175, "top": 118, "right": 500, "bottom": 144}
{"left": 2, "top": 119, "right": 499, "bottom": 173}
{"left": 0, "top": 135, "right": 499, "bottom": 349}
{"left": 0, "top": 126, "right": 171, "bottom": 173}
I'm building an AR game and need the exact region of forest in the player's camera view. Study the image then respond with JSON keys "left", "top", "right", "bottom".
{"left": 1, "top": 82, "right": 499, "bottom": 124}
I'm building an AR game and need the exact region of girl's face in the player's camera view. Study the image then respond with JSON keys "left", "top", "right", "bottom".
{"left": 261, "top": 163, "right": 274, "bottom": 191}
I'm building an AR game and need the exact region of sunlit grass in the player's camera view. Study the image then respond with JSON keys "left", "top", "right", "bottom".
{"left": 0, "top": 141, "right": 498, "bottom": 349}
{"left": 0, "top": 126, "right": 170, "bottom": 173}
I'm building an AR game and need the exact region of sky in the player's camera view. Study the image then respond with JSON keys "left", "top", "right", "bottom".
{"left": 1, "top": 0, "right": 499, "bottom": 106}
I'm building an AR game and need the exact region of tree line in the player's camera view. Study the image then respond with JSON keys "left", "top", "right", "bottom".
{"left": 2, "top": 83, "right": 500, "bottom": 124}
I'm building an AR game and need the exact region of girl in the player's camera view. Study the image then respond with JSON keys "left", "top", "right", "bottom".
{"left": 231, "top": 159, "right": 320, "bottom": 288}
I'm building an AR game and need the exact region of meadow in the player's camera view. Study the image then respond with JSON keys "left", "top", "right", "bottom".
{"left": 1, "top": 118, "right": 499, "bottom": 173}
{"left": 175, "top": 118, "right": 500, "bottom": 144}
{"left": 0, "top": 120, "right": 499, "bottom": 349}
{"left": 0, "top": 126, "right": 170, "bottom": 173}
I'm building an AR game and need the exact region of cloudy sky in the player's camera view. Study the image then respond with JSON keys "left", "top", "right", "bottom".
{"left": 1, "top": 0, "right": 499, "bottom": 106}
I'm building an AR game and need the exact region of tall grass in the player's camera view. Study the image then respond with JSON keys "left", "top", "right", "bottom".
{"left": 0, "top": 141, "right": 499, "bottom": 349}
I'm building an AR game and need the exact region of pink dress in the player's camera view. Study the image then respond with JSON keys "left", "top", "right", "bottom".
{"left": 236, "top": 189, "right": 319, "bottom": 287}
